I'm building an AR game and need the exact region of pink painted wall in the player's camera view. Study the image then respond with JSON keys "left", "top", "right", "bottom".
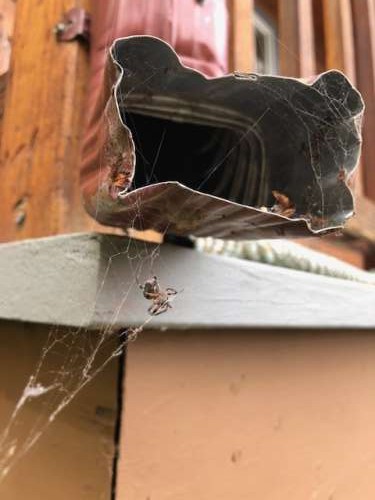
{"left": 118, "top": 329, "right": 375, "bottom": 499}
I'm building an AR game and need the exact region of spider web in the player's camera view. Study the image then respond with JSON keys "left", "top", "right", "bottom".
{"left": 0, "top": 6, "right": 174, "bottom": 483}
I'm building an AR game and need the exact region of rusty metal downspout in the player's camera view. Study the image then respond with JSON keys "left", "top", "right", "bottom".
{"left": 79, "top": 2, "right": 364, "bottom": 241}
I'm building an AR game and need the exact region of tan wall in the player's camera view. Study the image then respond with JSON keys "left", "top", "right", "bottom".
{"left": 0, "top": 321, "right": 118, "bottom": 500}
{"left": 2, "top": 325, "right": 375, "bottom": 499}
{"left": 118, "top": 329, "right": 375, "bottom": 500}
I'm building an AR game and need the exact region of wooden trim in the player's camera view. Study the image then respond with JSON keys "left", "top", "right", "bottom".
{"left": 321, "top": 0, "right": 356, "bottom": 82}
{"left": 0, "top": 0, "right": 93, "bottom": 242}
{"left": 319, "top": 0, "right": 375, "bottom": 254}
{"left": 228, "top": 0, "right": 255, "bottom": 72}
{"left": 278, "top": 0, "right": 316, "bottom": 77}
{"left": 351, "top": 0, "right": 375, "bottom": 200}
{"left": 0, "top": 233, "right": 374, "bottom": 330}
{"left": 312, "top": 0, "right": 326, "bottom": 74}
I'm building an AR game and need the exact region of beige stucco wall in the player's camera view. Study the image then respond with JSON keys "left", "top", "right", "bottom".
{"left": 0, "top": 321, "right": 118, "bottom": 500}
{"left": 2, "top": 324, "right": 375, "bottom": 499}
{"left": 118, "top": 329, "right": 375, "bottom": 499}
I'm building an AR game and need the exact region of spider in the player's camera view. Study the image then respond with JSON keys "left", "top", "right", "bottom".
{"left": 139, "top": 276, "right": 178, "bottom": 316}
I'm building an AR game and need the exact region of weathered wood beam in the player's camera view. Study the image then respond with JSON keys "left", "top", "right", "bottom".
{"left": 228, "top": 0, "right": 255, "bottom": 72}
{"left": 0, "top": 0, "right": 93, "bottom": 242}
{"left": 351, "top": 0, "right": 375, "bottom": 200}
{"left": 278, "top": 0, "right": 316, "bottom": 77}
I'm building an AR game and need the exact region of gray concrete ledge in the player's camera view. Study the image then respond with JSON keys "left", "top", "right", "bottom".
{"left": 0, "top": 232, "right": 374, "bottom": 329}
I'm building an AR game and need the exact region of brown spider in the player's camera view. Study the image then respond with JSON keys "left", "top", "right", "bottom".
{"left": 139, "top": 276, "right": 178, "bottom": 316}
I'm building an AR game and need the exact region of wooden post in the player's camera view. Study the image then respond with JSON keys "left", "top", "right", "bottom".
{"left": 278, "top": 0, "right": 316, "bottom": 77}
{"left": 321, "top": 0, "right": 363, "bottom": 194}
{"left": 0, "top": 0, "right": 93, "bottom": 242}
{"left": 351, "top": 0, "right": 375, "bottom": 200}
{"left": 321, "top": 0, "right": 356, "bottom": 82}
{"left": 228, "top": 0, "right": 255, "bottom": 72}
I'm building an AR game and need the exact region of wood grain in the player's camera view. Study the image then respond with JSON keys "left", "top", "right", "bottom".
{"left": 312, "top": 0, "right": 327, "bottom": 74}
{"left": 278, "top": 0, "right": 316, "bottom": 77}
{"left": 228, "top": 0, "right": 255, "bottom": 72}
{"left": 0, "top": 0, "right": 96, "bottom": 242}
{"left": 321, "top": 0, "right": 356, "bottom": 82}
{"left": 351, "top": 0, "right": 375, "bottom": 200}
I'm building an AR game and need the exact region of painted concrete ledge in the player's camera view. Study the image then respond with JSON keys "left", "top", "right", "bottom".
{"left": 0, "top": 232, "right": 374, "bottom": 330}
